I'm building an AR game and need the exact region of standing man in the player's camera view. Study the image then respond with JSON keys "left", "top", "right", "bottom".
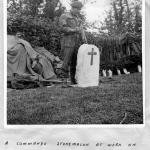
{"left": 59, "top": 0, "right": 86, "bottom": 87}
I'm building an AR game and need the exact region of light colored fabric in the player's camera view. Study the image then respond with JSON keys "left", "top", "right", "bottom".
{"left": 34, "top": 47, "right": 55, "bottom": 62}
{"left": 7, "top": 35, "right": 37, "bottom": 59}
{"left": 7, "top": 43, "right": 29, "bottom": 76}
{"left": 75, "top": 44, "right": 100, "bottom": 87}
{"left": 7, "top": 35, "right": 56, "bottom": 80}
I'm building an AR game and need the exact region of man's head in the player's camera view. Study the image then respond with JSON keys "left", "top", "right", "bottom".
{"left": 70, "top": 0, "right": 83, "bottom": 16}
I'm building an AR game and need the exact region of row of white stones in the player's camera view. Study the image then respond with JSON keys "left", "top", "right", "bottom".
{"left": 102, "top": 65, "right": 142, "bottom": 78}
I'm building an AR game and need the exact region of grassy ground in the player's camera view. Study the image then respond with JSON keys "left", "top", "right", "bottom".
{"left": 7, "top": 73, "right": 143, "bottom": 125}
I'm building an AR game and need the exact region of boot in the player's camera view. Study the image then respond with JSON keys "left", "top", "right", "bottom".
{"left": 61, "top": 78, "right": 69, "bottom": 88}
{"left": 70, "top": 78, "right": 77, "bottom": 85}
{"left": 70, "top": 68, "right": 77, "bottom": 85}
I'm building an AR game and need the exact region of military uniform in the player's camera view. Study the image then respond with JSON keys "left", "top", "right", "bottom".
{"left": 59, "top": 11, "right": 83, "bottom": 84}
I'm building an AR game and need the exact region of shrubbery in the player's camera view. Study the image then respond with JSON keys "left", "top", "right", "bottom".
{"left": 8, "top": 14, "right": 61, "bottom": 56}
{"left": 7, "top": 14, "right": 142, "bottom": 71}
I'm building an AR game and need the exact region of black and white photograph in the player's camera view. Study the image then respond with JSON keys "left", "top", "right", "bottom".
{"left": 7, "top": 0, "right": 143, "bottom": 125}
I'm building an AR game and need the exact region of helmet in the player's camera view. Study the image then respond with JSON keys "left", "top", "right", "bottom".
{"left": 71, "top": 0, "right": 83, "bottom": 9}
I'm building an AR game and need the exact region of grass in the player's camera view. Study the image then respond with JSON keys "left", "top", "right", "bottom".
{"left": 7, "top": 73, "right": 143, "bottom": 125}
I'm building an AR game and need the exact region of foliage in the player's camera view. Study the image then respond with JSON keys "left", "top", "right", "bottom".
{"left": 98, "top": 0, "right": 142, "bottom": 36}
{"left": 7, "top": 0, "right": 142, "bottom": 67}
{"left": 7, "top": 0, "right": 43, "bottom": 16}
{"left": 7, "top": 14, "right": 61, "bottom": 55}
{"left": 43, "top": 0, "right": 65, "bottom": 20}
{"left": 7, "top": 0, "right": 64, "bottom": 55}
{"left": 84, "top": 31, "right": 141, "bottom": 70}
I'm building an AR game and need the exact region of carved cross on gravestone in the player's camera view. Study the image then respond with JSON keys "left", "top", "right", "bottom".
{"left": 88, "top": 48, "right": 97, "bottom": 65}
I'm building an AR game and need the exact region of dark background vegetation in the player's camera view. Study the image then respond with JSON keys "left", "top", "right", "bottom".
{"left": 7, "top": 0, "right": 142, "bottom": 70}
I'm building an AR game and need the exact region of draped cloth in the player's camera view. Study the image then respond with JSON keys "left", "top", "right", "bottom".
{"left": 7, "top": 35, "right": 56, "bottom": 80}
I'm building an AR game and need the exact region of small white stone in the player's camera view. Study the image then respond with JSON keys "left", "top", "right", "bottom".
{"left": 102, "top": 69, "right": 107, "bottom": 77}
{"left": 117, "top": 69, "right": 121, "bottom": 75}
{"left": 123, "top": 68, "right": 130, "bottom": 74}
{"left": 108, "top": 69, "right": 113, "bottom": 78}
{"left": 137, "top": 65, "right": 142, "bottom": 73}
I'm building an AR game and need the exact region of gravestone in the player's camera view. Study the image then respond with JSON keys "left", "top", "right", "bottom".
{"left": 75, "top": 44, "right": 100, "bottom": 87}
{"left": 137, "top": 65, "right": 142, "bottom": 73}
{"left": 123, "top": 68, "right": 130, "bottom": 74}
{"left": 102, "top": 70, "right": 107, "bottom": 77}
{"left": 117, "top": 69, "right": 121, "bottom": 75}
{"left": 108, "top": 69, "right": 113, "bottom": 78}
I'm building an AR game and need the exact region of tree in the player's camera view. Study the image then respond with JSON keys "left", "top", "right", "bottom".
{"left": 134, "top": 3, "right": 142, "bottom": 33}
{"left": 43, "top": 0, "right": 64, "bottom": 20}
{"left": 7, "top": 0, "right": 65, "bottom": 55}
{"left": 99, "top": 0, "right": 142, "bottom": 36}
{"left": 7, "top": 0, "right": 43, "bottom": 17}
